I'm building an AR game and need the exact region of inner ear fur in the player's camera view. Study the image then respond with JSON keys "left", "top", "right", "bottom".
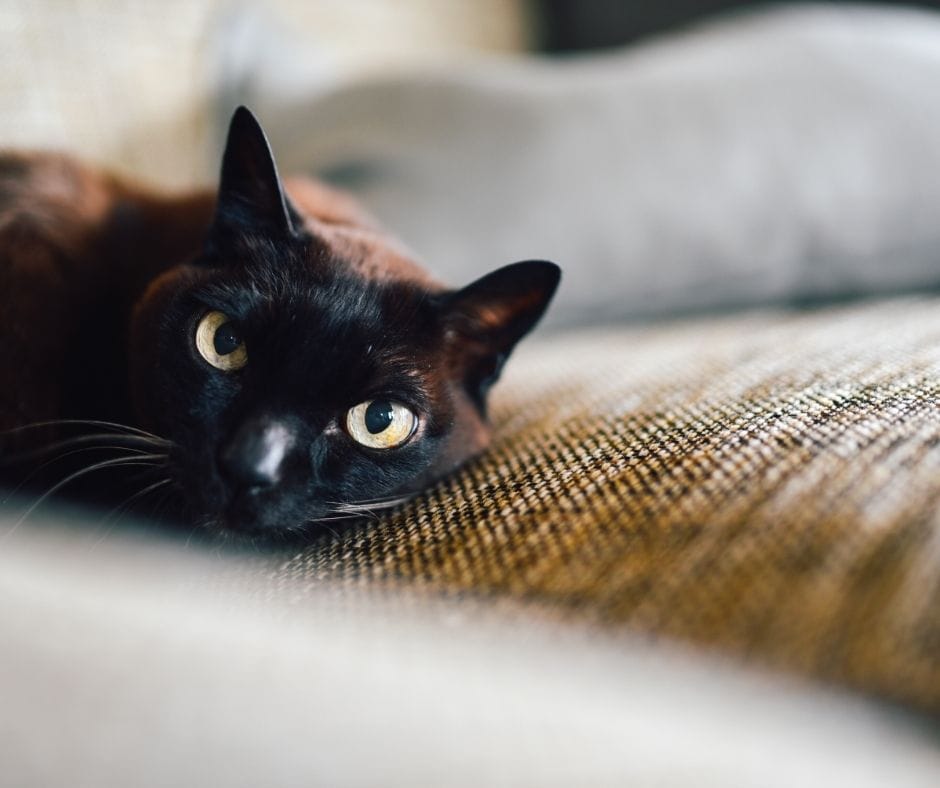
{"left": 442, "top": 260, "right": 560, "bottom": 408}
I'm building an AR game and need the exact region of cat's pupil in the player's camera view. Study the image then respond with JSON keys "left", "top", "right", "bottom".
{"left": 365, "top": 400, "right": 394, "bottom": 434}
{"left": 213, "top": 322, "right": 241, "bottom": 356}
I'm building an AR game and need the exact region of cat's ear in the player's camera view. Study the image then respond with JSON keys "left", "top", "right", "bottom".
{"left": 441, "top": 260, "right": 560, "bottom": 409}
{"left": 208, "top": 106, "right": 300, "bottom": 247}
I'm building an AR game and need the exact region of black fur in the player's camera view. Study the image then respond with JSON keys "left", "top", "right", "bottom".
{"left": 127, "top": 108, "right": 561, "bottom": 537}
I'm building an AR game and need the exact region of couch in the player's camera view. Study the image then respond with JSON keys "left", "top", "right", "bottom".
{"left": 2, "top": 2, "right": 939, "bottom": 785}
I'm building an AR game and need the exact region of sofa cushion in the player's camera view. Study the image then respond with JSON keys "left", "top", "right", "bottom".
{"left": 278, "top": 296, "right": 940, "bottom": 711}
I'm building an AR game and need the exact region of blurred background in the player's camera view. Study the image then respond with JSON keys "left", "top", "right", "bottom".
{"left": 4, "top": 6, "right": 940, "bottom": 784}
{"left": 2, "top": 0, "right": 533, "bottom": 187}
{"left": 4, "top": 0, "right": 940, "bottom": 324}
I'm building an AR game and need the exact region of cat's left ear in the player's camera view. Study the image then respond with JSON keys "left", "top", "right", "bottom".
{"left": 208, "top": 106, "right": 300, "bottom": 248}
{"left": 441, "top": 260, "right": 560, "bottom": 409}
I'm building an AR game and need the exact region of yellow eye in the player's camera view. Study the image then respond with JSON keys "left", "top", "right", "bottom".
{"left": 345, "top": 399, "right": 417, "bottom": 449}
{"left": 195, "top": 310, "right": 247, "bottom": 371}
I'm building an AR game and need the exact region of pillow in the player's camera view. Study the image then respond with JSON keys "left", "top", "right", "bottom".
{"left": 0, "top": 0, "right": 219, "bottom": 188}
{"left": 216, "top": 4, "right": 940, "bottom": 326}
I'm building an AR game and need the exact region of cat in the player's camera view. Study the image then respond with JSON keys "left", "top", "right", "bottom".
{"left": 0, "top": 107, "right": 559, "bottom": 537}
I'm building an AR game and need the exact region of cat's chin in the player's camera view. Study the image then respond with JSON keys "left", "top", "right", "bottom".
{"left": 213, "top": 498, "right": 309, "bottom": 538}
{"left": 174, "top": 467, "right": 340, "bottom": 540}
{"left": 198, "top": 492, "right": 382, "bottom": 543}
{"left": 200, "top": 511, "right": 310, "bottom": 543}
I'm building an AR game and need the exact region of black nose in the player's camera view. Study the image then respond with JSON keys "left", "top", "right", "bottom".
{"left": 220, "top": 418, "right": 295, "bottom": 492}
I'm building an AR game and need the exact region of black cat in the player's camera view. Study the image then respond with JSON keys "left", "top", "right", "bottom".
{"left": 0, "top": 108, "right": 559, "bottom": 536}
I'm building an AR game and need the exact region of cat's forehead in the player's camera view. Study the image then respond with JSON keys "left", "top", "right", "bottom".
{"left": 193, "top": 239, "right": 438, "bottom": 348}
{"left": 298, "top": 210, "right": 441, "bottom": 287}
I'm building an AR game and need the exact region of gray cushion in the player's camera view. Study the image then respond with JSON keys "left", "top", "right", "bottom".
{"left": 217, "top": 4, "right": 940, "bottom": 326}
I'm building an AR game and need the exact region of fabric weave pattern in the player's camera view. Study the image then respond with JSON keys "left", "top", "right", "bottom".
{"left": 280, "top": 298, "right": 940, "bottom": 710}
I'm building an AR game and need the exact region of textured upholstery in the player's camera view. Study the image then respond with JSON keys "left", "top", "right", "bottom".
{"left": 277, "top": 297, "right": 940, "bottom": 711}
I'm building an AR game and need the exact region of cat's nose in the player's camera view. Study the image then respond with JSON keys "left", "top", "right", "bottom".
{"left": 220, "top": 417, "right": 295, "bottom": 491}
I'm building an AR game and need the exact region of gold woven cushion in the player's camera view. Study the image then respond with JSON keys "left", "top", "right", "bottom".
{"left": 280, "top": 297, "right": 940, "bottom": 711}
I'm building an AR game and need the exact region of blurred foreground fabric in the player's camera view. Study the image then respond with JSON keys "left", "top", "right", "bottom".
{"left": 2, "top": 519, "right": 938, "bottom": 788}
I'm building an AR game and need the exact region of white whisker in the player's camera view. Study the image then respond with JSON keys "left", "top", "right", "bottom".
{"left": 326, "top": 494, "right": 413, "bottom": 508}
{"left": 1, "top": 453, "right": 169, "bottom": 541}
{"left": 0, "top": 445, "right": 167, "bottom": 506}
{"left": 100, "top": 477, "right": 174, "bottom": 524}
{"left": 0, "top": 419, "right": 166, "bottom": 442}
{"left": 331, "top": 496, "right": 411, "bottom": 515}
{"left": 2, "top": 437, "right": 167, "bottom": 469}
{"left": 309, "top": 514, "right": 364, "bottom": 522}
{"left": 90, "top": 478, "right": 174, "bottom": 550}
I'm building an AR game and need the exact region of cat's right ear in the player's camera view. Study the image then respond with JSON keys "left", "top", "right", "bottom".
{"left": 206, "top": 106, "right": 299, "bottom": 251}
{"left": 440, "top": 260, "right": 560, "bottom": 410}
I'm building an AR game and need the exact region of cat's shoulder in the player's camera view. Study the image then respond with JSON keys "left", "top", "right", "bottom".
{"left": 284, "top": 174, "right": 442, "bottom": 290}
{"left": 282, "top": 175, "right": 379, "bottom": 232}
{"left": 0, "top": 151, "right": 117, "bottom": 227}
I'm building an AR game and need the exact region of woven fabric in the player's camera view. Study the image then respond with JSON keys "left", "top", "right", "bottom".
{"left": 277, "top": 298, "right": 940, "bottom": 710}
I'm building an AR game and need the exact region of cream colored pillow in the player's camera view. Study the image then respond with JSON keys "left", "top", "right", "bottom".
{"left": 0, "top": 0, "right": 529, "bottom": 189}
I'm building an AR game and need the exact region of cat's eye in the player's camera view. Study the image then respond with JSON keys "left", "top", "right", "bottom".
{"left": 195, "top": 310, "right": 247, "bottom": 371}
{"left": 345, "top": 399, "right": 417, "bottom": 450}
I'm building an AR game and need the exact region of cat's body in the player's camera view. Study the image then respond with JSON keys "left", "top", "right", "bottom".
{"left": 0, "top": 153, "right": 212, "bottom": 440}
{"left": 0, "top": 109, "right": 559, "bottom": 536}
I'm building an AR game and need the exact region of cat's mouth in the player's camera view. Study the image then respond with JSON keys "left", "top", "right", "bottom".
{"left": 191, "top": 473, "right": 378, "bottom": 538}
{"left": 202, "top": 482, "right": 413, "bottom": 539}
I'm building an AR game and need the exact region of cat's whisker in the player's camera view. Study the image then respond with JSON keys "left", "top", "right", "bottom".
{"left": 326, "top": 494, "right": 413, "bottom": 508}
{"left": 306, "top": 512, "right": 370, "bottom": 525}
{"left": 41, "top": 432, "right": 169, "bottom": 449}
{"left": 0, "top": 418, "right": 167, "bottom": 443}
{"left": 148, "top": 487, "right": 177, "bottom": 524}
{"left": 300, "top": 516, "right": 349, "bottom": 540}
{"left": 333, "top": 504, "right": 405, "bottom": 516}
{"left": 90, "top": 478, "right": 174, "bottom": 550}
{"left": 0, "top": 445, "right": 168, "bottom": 506}
{"left": 317, "top": 499, "right": 406, "bottom": 524}
{"left": 336, "top": 508, "right": 380, "bottom": 522}
{"left": 2, "top": 453, "right": 169, "bottom": 540}
{"left": 330, "top": 496, "right": 412, "bottom": 516}
{"left": 184, "top": 522, "right": 201, "bottom": 550}
{"left": 1, "top": 434, "right": 169, "bottom": 466}
{"left": 98, "top": 477, "right": 174, "bottom": 526}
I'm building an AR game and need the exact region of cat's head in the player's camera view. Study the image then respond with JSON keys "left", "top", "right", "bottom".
{"left": 129, "top": 107, "right": 559, "bottom": 536}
